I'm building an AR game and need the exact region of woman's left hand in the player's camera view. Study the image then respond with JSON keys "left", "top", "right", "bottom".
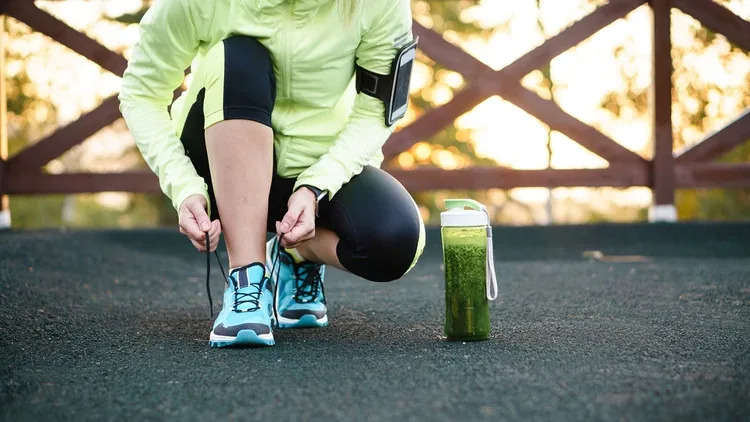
{"left": 276, "top": 187, "right": 317, "bottom": 248}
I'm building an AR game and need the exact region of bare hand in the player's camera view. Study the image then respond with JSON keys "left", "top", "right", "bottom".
{"left": 178, "top": 194, "right": 221, "bottom": 252}
{"left": 276, "top": 188, "right": 316, "bottom": 248}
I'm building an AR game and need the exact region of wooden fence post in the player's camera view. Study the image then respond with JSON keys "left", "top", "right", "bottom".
{"left": 650, "top": 0, "right": 677, "bottom": 222}
{"left": 0, "top": 15, "right": 10, "bottom": 229}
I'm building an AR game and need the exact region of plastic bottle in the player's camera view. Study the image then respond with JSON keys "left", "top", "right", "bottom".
{"left": 441, "top": 199, "right": 498, "bottom": 341}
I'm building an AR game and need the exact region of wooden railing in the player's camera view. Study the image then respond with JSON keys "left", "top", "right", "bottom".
{"left": 1, "top": 0, "right": 748, "bottom": 223}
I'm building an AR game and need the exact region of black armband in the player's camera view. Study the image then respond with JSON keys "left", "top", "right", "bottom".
{"left": 355, "top": 37, "right": 418, "bottom": 127}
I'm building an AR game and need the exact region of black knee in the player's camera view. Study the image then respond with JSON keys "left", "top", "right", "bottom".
{"left": 337, "top": 219, "right": 421, "bottom": 282}
{"left": 327, "top": 167, "right": 426, "bottom": 282}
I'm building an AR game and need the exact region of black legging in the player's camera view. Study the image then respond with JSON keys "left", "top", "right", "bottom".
{"left": 177, "top": 36, "right": 424, "bottom": 282}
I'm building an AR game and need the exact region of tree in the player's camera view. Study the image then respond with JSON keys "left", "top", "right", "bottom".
{"left": 600, "top": 5, "right": 750, "bottom": 220}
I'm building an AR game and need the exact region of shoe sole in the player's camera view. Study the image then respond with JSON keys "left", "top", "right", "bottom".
{"left": 209, "top": 329, "right": 275, "bottom": 348}
{"left": 277, "top": 314, "right": 328, "bottom": 329}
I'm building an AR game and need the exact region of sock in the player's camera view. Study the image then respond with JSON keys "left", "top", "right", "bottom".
{"left": 284, "top": 247, "right": 305, "bottom": 264}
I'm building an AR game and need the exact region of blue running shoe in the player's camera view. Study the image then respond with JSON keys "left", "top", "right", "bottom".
{"left": 267, "top": 237, "right": 328, "bottom": 328}
{"left": 209, "top": 262, "right": 276, "bottom": 347}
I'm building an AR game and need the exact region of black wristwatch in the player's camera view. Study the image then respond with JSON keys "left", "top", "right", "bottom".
{"left": 298, "top": 184, "right": 327, "bottom": 217}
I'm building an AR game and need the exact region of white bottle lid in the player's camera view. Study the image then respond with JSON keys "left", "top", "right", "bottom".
{"left": 440, "top": 198, "right": 489, "bottom": 227}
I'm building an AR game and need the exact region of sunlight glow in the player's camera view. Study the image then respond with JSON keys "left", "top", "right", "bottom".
{"left": 7, "top": 0, "right": 750, "bottom": 221}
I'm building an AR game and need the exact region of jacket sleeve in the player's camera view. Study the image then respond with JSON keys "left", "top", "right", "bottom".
{"left": 118, "top": 0, "right": 211, "bottom": 213}
{"left": 293, "top": 0, "right": 413, "bottom": 197}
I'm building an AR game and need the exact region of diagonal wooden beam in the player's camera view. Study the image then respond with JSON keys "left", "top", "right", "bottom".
{"left": 412, "top": 20, "right": 492, "bottom": 80}
{"left": 499, "top": 84, "right": 647, "bottom": 163}
{"left": 676, "top": 110, "right": 750, "bottom": 162}
{"left": 501, "top": 0, "right": 647, "bottom": 80}
{"left": 385, "top": 78, "right": 646, "bottom": 164}
{"left": 5, "top": 2, "right": 127, "bottom": 76}
{"left": 386, "top": 1, "right": 649, "bottom": 162}
{"left": 672, "top": 0, "right": 750, "bottom": 52}
{"left": 8, "top": 95, "right": 121, "bottom": 170}
{"left": 384, "top": 81, "right": 495, "bottom": 161}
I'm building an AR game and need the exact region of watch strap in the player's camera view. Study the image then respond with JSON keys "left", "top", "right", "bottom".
{"left": 298, "top": 185, "right": 327, "bottom": 217}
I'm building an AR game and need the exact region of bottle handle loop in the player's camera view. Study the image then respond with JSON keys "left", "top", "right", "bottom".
{"left": 484, "top": 211, "right": 498, "bottom": 301}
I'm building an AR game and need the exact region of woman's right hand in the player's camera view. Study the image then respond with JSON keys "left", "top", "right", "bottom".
{"left": 178, "top": 194, "right": 221, "bottom": 252}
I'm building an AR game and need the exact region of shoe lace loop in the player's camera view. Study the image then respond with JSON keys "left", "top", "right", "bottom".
{"left": 267, "top": 234, "right": 323, "bottom": 304}
{"left": 293, "top": 261, "right": 323, "bottom": 303}
{"left": 229, "top": 274, "right": 266, "bottom": 313}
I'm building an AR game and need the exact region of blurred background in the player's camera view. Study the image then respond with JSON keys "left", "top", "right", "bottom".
{"left": 3, "top": 0, "right": 749, "bottom": 228}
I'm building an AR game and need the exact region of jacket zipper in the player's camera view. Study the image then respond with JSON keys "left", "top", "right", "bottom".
{"left": 283, "top": 1, "right": 294, "bottom": 100}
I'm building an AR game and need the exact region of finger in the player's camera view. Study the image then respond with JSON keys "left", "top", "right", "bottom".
{"left": 207, "top": 219, "right": 221, "bottom": 239}
{"left": 282, "top": 221, "right": 314, "bottom": 248}
{"left": 186, "top": 200, "right": 212, "bottom": 232}
{"left": 179, "top": 221, "right": 208, "bottom": 251}
{"left": 179, "top": 225, "right": 205, "bottom": 245}
{"left": 281, "top": 226, "right": 303, "bottom": 246}
{"left": 180, "top": 219, "right": 205, "bottom": 242}
{"left": 282, "top": 206, "right": 315, "bottom": 247}
{"left": 209, "top": 227, "right": 221, "bottom": 250}
{"left": 210, "top": 236, "right": 220, "bottom": 252}
{"left": 189, "top": 236, "right": 207, "bottom": 252}
{"left": 209, "top": 227, "right": 221, "bottom": 243}
{"left": 278, "top": 205, "right": 303, "bottom": 234}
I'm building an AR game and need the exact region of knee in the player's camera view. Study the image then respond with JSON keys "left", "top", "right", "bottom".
{"left": 372, "top": 213, "right": 426, "bottom": 282}
{"left": 338, "top": 200, "right": 426, "bottom": 283}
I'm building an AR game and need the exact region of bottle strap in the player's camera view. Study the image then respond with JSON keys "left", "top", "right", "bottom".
{"left": 484, "top": 211, "right": 498, "bottom": 301}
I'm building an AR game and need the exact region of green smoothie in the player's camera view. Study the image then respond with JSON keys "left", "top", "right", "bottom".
{"left": 442, "top": 225, "right": 490, "bottom": 341}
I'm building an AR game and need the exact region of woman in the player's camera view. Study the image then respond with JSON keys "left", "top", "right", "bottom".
{"left": 119, "top": 0, "right": 425, "bottom": 347}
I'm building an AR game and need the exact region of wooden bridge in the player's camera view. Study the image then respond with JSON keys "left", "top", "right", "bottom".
{"left": 1, "top": 0, "right": 748, "bottom": 225}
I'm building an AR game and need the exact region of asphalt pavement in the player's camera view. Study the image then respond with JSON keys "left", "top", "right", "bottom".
{"left": 1, "top": 223, "right": 748, "bottom": 421}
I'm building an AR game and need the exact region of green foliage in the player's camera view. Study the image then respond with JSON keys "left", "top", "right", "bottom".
{"left": 8, "top": 194, "right": 177, "bottom": 229}
{"left": 9, "top": 196, "right": 66, "bottom": 228}
{"left": 677, "top": 140, "right": 750, "bottom": 221}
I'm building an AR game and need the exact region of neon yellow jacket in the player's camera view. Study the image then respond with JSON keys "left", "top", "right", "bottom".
{"left": 119, "top": 0, "right": 412, "bottom": 212}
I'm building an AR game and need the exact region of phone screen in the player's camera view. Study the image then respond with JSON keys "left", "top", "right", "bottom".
{"left": 389, "top": 46, "right": 416, "bottom": 123}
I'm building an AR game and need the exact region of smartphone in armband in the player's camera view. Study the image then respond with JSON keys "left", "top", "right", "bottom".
{"left": 355, "top": 37, "right": 419, "bottom": 127}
